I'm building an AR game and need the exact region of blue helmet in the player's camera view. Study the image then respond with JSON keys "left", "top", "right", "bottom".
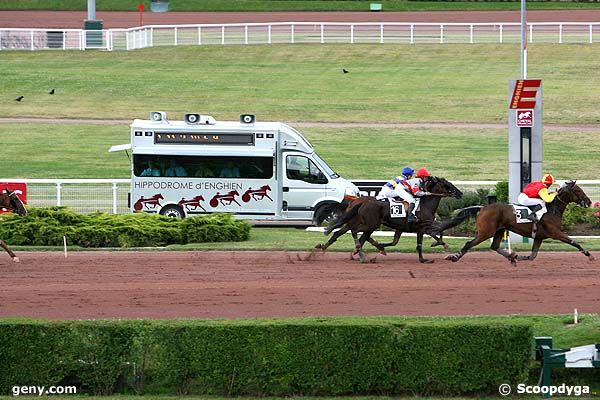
{"left": 402, "top": 167, "right": 414, "bottom": 178}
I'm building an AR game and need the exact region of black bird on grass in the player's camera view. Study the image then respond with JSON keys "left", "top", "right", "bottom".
{"left": 49, "top": 89, "right": 55, "bottom": 95}
{"left": 342, "top": 68, "right": 349, "bottom": 74}
{"left": 15, "top": 96, "right": 24, "bottom": 102}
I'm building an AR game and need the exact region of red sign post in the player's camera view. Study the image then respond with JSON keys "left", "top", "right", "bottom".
{"left": 138, "top": 3, "right": 145, "bottom": 26}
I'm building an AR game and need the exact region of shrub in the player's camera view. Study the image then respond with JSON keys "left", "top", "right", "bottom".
{"left": 0, "top": 208, "right": 250, "bottom": 247}
{"left": 495, "top": 181, "right": 509, "bottom": 203}
{"left": 0, "top": 318, "right": 533, "bottom": 396}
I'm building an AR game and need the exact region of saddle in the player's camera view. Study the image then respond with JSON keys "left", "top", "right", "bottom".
{"left": 512, "top": 204, "right": 545, "bottom": 224}
{"left": 380, "top": 198, "right": 420, "bottom": 219}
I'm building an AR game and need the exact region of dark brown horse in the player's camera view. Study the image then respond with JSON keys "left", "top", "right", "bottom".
{"left": 443, "top": 181, "right": 595, "bottom": 266}
{"left": 316, "top": 177, "right": 463, "bottom": 263}
{"left": 0, "top": 189, "right": 28, "bottom": 262}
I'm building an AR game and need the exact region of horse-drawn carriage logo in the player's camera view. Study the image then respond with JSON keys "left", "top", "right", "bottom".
{"left": 209, "top": 190, "right": 241, "bottom": 208}
{"left": 242, "top": 185, "right": 273, "bottom": 203}
{"left": 178, "top": 195, "right": 206, "bottom": 212}
{"left": 133, "top": 193, "right": 163, "bottom": 211}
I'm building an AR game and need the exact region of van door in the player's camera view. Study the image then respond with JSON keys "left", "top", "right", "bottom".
{"left": 281, "top": 153, "right": 328, "bottom": 219}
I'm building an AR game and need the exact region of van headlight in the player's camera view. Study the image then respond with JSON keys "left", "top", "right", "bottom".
{"left": 344, "top": 187, "right": 359, "bottom": 201}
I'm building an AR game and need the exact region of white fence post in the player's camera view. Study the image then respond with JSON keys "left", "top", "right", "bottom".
{"left": 320, "top": 24, "right": 324, "bottom": 44}
{"left": 410, "top": 24, "right": 414, "bottom": 44}
{"left": 559, "top": 23, "right": 563, "bottom": 44}
{"left": 380, "top": 24, "right": 384, "bottom": 44}
{"left": 470, "top": 24, "right": 473, "bottom": 44}
{"left": 268, "top": 24, "right": 272, "bottom": 44}
{"left": 244, "top": 25, "right": 248, "bottom": 45}
{"left": 589, "top": 24, "right": 593, "bottom": 44}
{"left": 221, "top": 26, "right": 225, "bottom": 45}
{"left": 440, "top": 24, "right": 444, "bottom": 44}
{"left": 198, "top": 26, "right": 202, "bottom": 45}
{"left": 529, "top": 23, "right": 533, "bottom": 43}
{"left": 350, "top": 24, "right": 354, "bottom": 44}
{"left": 500, "top": 24, "right": 503, "bottom": 44}
{"left": 56, "top": 182, "right": 62, "bottom": 206}
{"left": 112, "top": 182, "right": 118, "bottom": 214}
{"left": 291, "top": 24, "right": 295, "bottom": 44}
{"left": 174, "top": 27, "right": 178, "bottom": 46}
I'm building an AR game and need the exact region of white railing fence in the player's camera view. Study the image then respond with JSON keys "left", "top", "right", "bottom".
{"left": 2, "top": 22, "right": 600, "bottom": 51}
{"left": 1, "top": 179, "right": 599, "bottom": 215}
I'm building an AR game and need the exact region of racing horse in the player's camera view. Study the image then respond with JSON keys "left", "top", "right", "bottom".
{"left": 316, "top": 177, "right": 463, "bottom": 263}
{"left": 443, "top": 180, "right": 595, "bottom": 266}
{"left": 0, "top": 189, "right": 28, "bottom": 262}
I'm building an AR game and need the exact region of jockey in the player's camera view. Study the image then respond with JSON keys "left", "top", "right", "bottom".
{"left": 377, "top": 167, "right": 430, "bottom": 223}
{"left": 377, "top": 167, "right": 414, "bottom": 200}
{"left": 517, "top": 173, "right": 557, "bottom": 223}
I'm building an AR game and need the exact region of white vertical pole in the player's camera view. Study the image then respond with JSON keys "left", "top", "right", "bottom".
{"left": 440, "top": 24, "right": 444, "bottom": 44}
{"left": 244, "top": 25, "right": 248, "bottom": 45}
{"left": 410, "top": 24, "right": 414, "bottom": 44}
{"left": 291, "top": 24, "right": 295, "bottom": 44}
{"left": 126, "top": 31, "right": 130, "bottom": 50}
{"left": 150, "top": 27, "right": 153, "bottom": 47}
{"left": 320, "top": 24, "right": 324, "bottom": 43}
{"left": 56, "top": 183, "right": 62, "bottom": 206}
{"left": 174, "top": 27, "right": 178, "bottom": 46}
{"left": 500, "top": 24, "right": 503, "bottom": 44}
{"left": 112, "top": 182, "right": 118, "bottom": 214}
{"left": 268, "top": 25, "right": 272, "bottom": 44}
{"left": 380, "top": 24, "right": 384, "bottom": 44}
{"left": 470, "top": 24, "right": 473, "bottom": 44}
{"left": 87, "top": 0, "right": 96, "bottom": 21}
{"left": 0, "top": 30, "right": 2, "bottom": 50}
{"left": 589, "top": 24, "right": 593, "bottom": 44}
{"left": 63, "top": 31, "right": 67, "bottom": 50}
{"left": 350, "top": 24, "right": 354, "bottom": 44}
{"left": 521, "top": 0, "right": 527, "bottom": 79}
{"left": 198, "top": 26, "right": 201, "bottom": 45}
{"left": 221, "top": 26, "right": 225, "bottom": 45}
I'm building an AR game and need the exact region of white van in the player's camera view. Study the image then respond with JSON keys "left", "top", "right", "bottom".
{"left": 110, "top": 112, "right": 360, "bottom": 225}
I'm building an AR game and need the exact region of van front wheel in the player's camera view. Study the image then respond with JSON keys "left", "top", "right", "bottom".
{"left": 313, "top": 203, "right": 343, "bottom": 227}
{"left": 160, "top": 205, "right": 185, "bottom": 219}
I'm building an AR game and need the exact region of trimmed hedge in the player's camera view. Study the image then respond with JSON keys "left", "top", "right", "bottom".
{"left": 0, "top": 318, "right": 532, "bottom": 396}
{"left": 0, "top": 208, "right": 250, "bottom": 247}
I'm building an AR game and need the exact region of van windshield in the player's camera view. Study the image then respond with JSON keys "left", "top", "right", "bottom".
{"left": 313, "top": 154, "right": 339, "bottom": 179}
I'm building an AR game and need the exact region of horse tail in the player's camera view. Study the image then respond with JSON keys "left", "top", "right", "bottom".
{"left": 323, "top": 201, "right": 361, "bottom": 235}
{"left": 436, "top": 206, "right": 482, "bottom": 233}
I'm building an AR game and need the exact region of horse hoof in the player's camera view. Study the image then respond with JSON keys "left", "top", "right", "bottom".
{"left": 314, "top": 244, "right": 323, "bottom": 249}
{"left": 589, "top": 255, "right": 596, "bottom": 262}
{"left": 420, "top": 259, "right": 434, "bottom": 264}
{"left": 12, "top": 257, "right": 20, "bottom": 263}
{"left": 379, "top": 250, "right": 387, "bottom": 256}
{"left": 445, "top": 255, "right": 458, "bottom": 262}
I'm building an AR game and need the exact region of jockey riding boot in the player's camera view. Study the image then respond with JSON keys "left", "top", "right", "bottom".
{"left": 407, "top": 203, "right": 417, "bottom": 224}
{"left": 526, "top": 204, "right": 543, "bottom": 223}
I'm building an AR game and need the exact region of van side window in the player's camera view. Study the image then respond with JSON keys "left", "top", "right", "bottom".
{"left": 286, "top": 155, "right": 328, "bottom": 184}
{"left": 133, "top": 155, "right": 273, "bottom": 179}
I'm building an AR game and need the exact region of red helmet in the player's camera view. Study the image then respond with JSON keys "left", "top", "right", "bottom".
{"left": 416, "top": 168, "right": 431, "bottom": 178}
{"left": 542, "top": 173, "right": 555, "bottom": 187}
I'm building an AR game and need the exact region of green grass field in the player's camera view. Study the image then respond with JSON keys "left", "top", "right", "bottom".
{"left": 2, "top": 45, "right": 600, "bottom": 123}
{"left": 2, "top": 123, "right": 599, "bottom": 180}
{"left": 3, "top": 0, "right": 600, "bottom": 12}
{"left": 2, "top": 44, "right": 600, "bottom": 181}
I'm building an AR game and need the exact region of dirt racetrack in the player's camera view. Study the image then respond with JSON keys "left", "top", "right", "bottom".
{"left": 0, "top": 250, "right": 598, "bottom": 320}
